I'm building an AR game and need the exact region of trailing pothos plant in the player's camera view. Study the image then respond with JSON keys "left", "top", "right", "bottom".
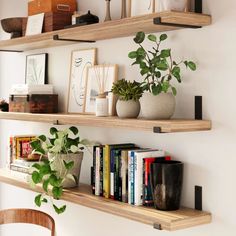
{"left": 128, "top": 32, "right": 197, "bottom": 96}
{"left": 29, "top": 126, "right": 89, "bottom": 214}
{"left": 111, "top": 79, "right": 143, "bottom": 101}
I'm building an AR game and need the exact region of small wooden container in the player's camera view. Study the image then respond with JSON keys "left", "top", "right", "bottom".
{"left": 28, "top": 0, "right": 77, "bottom": 16}
{"left": 9, "top": 94, "right": 58, "bottom": 113}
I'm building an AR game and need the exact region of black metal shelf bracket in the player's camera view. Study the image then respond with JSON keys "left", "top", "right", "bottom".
{"left": 195, "top": 185, "right": 203, "bottom": 210}
{"left": 153, "top": 17, "right": 202, "bottom": 29}
{"left": 0, "top": 49, "right": 23, "bottom": 53}
{"left": 153, "top": 127, "right": 163, "bottom": 134}
{"left": 53, "top": 120, "right": 60, "bottom": 125}
{"left": 153, "top": 222, "right": 162, "bottom": 230}
{"left": 53, "top": 35, "right": 96, "bottom": 43}
{"left": 195, "top": 96, "right": 203, "bottom": 120}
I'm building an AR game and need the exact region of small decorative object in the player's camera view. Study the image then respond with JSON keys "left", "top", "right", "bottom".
{"left": 25, "top": 13, "right": 45, "bottom": 36}
{"left": 150, "top": 160, "right": 183, "bottom": 211}
{"left": 29, "top": 126, "right": 90, "bottom": 214}
{"left": 25, "top": 53, "right": 48, "bottom": 85}
{"left": 0, "top": 99, "right": 9, "bottom": 112}
{"left": 95, "top": 94, "right": 109, "bottom": 117}
{"left": 111, "top": 79, "right": 143, "bottom": 118}
{"left": 128, "top": 32, "right": 196, "bottom": 119}
{"left": 76, "top": 10, "right": 99, "bottom": 25}
{"left": 104, "top": 0, "right": 112, "bottom": 21}
{"left": 84, "top": 64, "right": 118, "bottom": 115}
{"left": 1, "top": 17, "right": 27, "bottom": 39}
{"left": 68, "top": 48, "right": 97, "bottom": 113}
{"left": 72, "top": 11, "right": 81, "bottom": 25}
{"left": 158, "top": 0, "right": 188, "bottom": 12}
{"left": 121, "top": 0, "right": 127, "bottom": 19}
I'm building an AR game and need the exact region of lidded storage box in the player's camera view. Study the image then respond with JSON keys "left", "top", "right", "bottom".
{"left": 9, "top": 94, "right": 58, "bottom": 113}
{"left": 28, "top": 0, "right": 77, "bottom": 16}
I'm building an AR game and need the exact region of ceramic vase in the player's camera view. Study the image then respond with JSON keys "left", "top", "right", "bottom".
{"left": 116, "top": 100, "right": 140, "bottom": 118}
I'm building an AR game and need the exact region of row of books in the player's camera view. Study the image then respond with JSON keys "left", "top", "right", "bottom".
{"left": 91, "top": 143, "right": 170, "bottom": 206}
{"left": 9, "top": 135, "right": 36, "bottom": 173}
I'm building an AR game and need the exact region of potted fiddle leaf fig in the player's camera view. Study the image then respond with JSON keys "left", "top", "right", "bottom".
{"left": 111, "top": 79, "right": 143, "bottom": 118}
{"left": 128, "top": 31, "right": 196, "bottom": 119}
{"left": 29, "top": 126, "right": 89, "bottom": 214}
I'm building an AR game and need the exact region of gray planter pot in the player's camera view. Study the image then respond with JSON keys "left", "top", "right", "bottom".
{"left": 116, "top": 99, "right": 140, "bottom": 118}
{"left": 48, "top": 152, "right": 83, "bottom": 188}
{"left": 139, "top": 92, "right": 175, "bottom": 120}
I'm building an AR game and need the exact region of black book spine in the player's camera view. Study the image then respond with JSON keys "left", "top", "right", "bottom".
{"left": 99, "top": 147, "right": 103, "bottom": 196}
{"left": 92, "top": 146, "right": 97, "bottom": 195}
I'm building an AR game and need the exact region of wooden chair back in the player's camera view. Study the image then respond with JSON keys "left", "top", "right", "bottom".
{"left": 0, "top": 208, "right": 55, "bottom": 236}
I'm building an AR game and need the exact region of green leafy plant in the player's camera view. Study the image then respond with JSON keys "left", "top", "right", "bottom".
{"left": 111, "top": 79, "right": 143, "bottom": 101}
{"left": 128, "top": 32, "right": 197, "bottom": 96}
{"left": 29, "top": 126, "right": 89, "bottom": 214}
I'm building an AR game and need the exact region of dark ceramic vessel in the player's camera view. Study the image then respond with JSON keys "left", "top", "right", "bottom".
{"left": 76, "top": 10, "right": 99, "bottom": 25}
{"left": 150, "top": 160, "right": 183, "bottom": 211}
{"left": 1, "top": 17, "right": 27, "bottom": 38}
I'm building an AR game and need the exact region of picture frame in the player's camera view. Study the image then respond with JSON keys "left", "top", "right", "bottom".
{"left": 131, "top": 0, "right": 156, "bottom": 16}
{"left": 25, "top": 53, "right": 48, "bottom": 85}
{"left": 25, "top": 13, "right": 44, "bottom": 36}
{"left": 67, "top": 48, "right": 97, "bottom": 113}
{"left": 84, "top": 64, "right": 118, "bottom": 115}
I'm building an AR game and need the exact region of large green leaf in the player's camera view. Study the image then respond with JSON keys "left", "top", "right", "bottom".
{"left": 50, "top": 127, "right": 58, "bottom": 135}
{"left": 32, "top": 171, "right": 42, "bottom": 184}
{"left": 187, "top": 61, "right": 197, "bottom": 71}
{"left": 38, "top": 135, "right": 46, "bottom": 142}
{"left": 152, "top": 84, "right": 162, "bottom": 95}
{"left": 134, "top": 32, "right": 145, "bottom": 44}
{"left": 160, "top": 34, "right": 168, "bottom": 41}
{"left": 160, "top": 49, "right": 171, "bottom": 58}
{"left": 43, "top": 179, "right": 50, "bottom": 193}
{"left": 128, "top": 51, "right": 138, "bottom": 59}
{"left": 69, "top": 126, "right": 78, "bottom": 135}
{"left": 52, "top": 186, "right": 63, "bottom": 199}
{"left": 35, "top": 194, "right": 42, "bottom": 207}
{"left": 148, "top": 34, "right": 157, "bottom": 42}
{"left": 53, "top": 204, "right": 66, "bottom": 214}
{"left": 156, "top": 61, "right": 168, "bottom": 71}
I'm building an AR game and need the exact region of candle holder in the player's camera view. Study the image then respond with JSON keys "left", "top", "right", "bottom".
{"left": 104, "top": 0, "right": 112, "bottom": 21}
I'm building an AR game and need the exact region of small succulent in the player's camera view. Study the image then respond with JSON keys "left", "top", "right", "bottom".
{"left": 111, "top": 79, "right": 143, "bottom": 101}
{"left": 29, "top": 126, "right": 89, "bottom": 214}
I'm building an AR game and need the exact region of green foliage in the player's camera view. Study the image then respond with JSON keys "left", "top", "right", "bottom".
{"left": 128, "top": 32, "right": 197, "bottom": 96}
{"left": 111, "top": 79, "right": 143, "bottom": 101}
{"left": 30, "top": 126, "right": 88, "bottom": 214}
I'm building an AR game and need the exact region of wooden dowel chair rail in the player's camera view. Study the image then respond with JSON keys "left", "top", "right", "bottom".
{"left": 0, "top": 169, "right": 211, "bottom": 231}
{"left": 0, "top": 112, "right": 211, "bottom": 133}
{"left": 0, "top": 11, "right": 211, "bottom": 52}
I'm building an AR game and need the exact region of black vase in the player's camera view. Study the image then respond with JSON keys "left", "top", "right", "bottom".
{"left": 150, "top": 160, "right": 183, "bottom": 211}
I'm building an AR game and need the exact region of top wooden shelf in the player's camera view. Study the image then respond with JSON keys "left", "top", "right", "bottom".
{"left": 0, "top": 11, "right": 211, "bottom": 52}
{"left": 0, "top": 112, "right": 211, "bottom": 133}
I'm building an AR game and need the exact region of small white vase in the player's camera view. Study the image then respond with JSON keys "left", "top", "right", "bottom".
{"left": 116, "top": 100, "right": 140, "bottom": 118}
{"left": 48, "top": 152, "right": 83, "bottom": 188}
{"left": 158, "top": 0, "right": 187, "bottom": 12}
{"left": 139, "top": 92, "right": 175, "bottom": 120}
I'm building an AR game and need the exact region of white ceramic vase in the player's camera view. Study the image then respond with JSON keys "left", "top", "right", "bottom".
{"left": 116, "top": 99, "right": 140, "bottom": 118}
{"left": 159, "top": 0, "right": 187, "bottom": 12}
{"left": 48, "top": 152, "right": 83, "bottom": 188}
{"left": 139, "top": 92, "right": 175, "bottom": 120}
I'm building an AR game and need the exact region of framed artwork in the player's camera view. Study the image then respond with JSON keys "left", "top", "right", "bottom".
{"left": 84, "top": 64, "right": 118, "bottom": 115}
{"left": 25, "top": 13, "right": 44, "bottom": 36}
{"left": 25, "top": 53, "right": 48, "bottom": 85}
{"left": 131, "top": 0, "right": 156, "bottom": 16}
{"left": 67, "top": 48, "right": 97, "bottom": 113}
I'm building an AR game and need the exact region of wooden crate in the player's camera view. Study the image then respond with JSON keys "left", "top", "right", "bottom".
{"left": 28, "top": 0, "right": 77, "bottom": 16}
{"left": 9, "top": 94, "right": 58, "bottom": 113}
{"left": 23, "top": 12, "right": 72, "bottom": 34}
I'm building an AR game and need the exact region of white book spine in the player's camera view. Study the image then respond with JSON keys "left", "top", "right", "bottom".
{"left": 95, "top": 147, "right": 101, "bottom": 196}
{"left": 134, "top": 150, "right": 165, "bottom": 206}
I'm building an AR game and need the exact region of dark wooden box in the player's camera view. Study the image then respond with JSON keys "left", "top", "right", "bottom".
{"left": 9, "top": 94, "right": 58, "bottom": 113}
{"left": 23, "top": 12, "right": 72, "bottom": 34}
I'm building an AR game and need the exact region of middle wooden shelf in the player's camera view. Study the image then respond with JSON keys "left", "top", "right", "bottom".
{"left": 0, "top": 112, "right": 211, "bottom": 133}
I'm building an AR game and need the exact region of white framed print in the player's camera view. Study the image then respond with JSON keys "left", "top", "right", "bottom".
{"left": 84, "top": 64, "right": 118, "bottom": 115}
{"left": 67, "top": 48, "right": 97, "bottom": 113}
{"left": 131, "top": 0, "right": 156, "bottom": 16}
{"left": 26, "top": 13, "right": 44, "bottom": 36}
{"left": 25, "top": 53, "right": 48, "bottom": 85}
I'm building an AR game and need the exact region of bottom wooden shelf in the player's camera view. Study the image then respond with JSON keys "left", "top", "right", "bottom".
{"left": 0, "top": 169, "right": 211, "bottom": 231}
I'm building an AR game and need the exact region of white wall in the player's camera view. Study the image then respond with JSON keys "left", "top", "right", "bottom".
{"left": 1, "top": 0, "right": 236, "bottom": 235}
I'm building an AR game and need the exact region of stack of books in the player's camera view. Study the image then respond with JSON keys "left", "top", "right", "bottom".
{"left": 91, "top": 143, "right": 170, "bottom": 206}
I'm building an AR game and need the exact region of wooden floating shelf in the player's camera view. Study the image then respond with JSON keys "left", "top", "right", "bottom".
{"left": 0, "top": 112, "right": 211, "bottom": 133}
{"left": 0, "top": 169, "right": 211, "bottom": 231}
{"left": 0, "top": 11, "right": 211, "bottom": 51}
